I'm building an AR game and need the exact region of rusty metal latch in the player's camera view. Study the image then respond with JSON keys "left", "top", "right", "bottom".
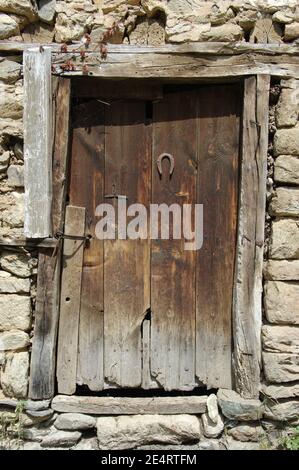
{"left": 54, "top": 231, "right": 91, "bottom": 242}
{"left": 157, "top": 153, "right": 175, "bottom": 177}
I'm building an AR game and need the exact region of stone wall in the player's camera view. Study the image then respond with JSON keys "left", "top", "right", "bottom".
{"left": 261, "top": 78, "right": 299, "bottom": 423}
{"left": 0, "top": 1, "right": 299, "bottom": 44}
{"left": 0, "top": 0, "right": 299, "bottom": 451}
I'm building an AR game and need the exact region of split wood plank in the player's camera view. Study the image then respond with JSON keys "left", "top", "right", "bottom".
{"left": 69, "top": 100, "right": 105, "bottom": 391}
{"left": 52, "top": 77, "right": 71, "bottom": 235}
{"left": 57, "top": 205, "right": 85, "bottom": 395}
{"left": 23, "top": 47, "right": 52, "bottom": 238}
{"left": 142, "top": 319, "right": 157, "bottom": 389}
{"left": 52, "top": 395, "right": 207, "bottom": 415}
{"left": 72, "top": 78, "right": 163, "bottom": 100}
{"left": 29, "top": 248, "right": 61, "bottom": 399}
{"left": 196, "top": 84, "right": 241, "bottom": 390}
{"left": 104, "top": 101, "right": 151, "bottom": 387}
{"left": 151, "top": 90, "right": 197, "bottom": 391}
{"left": 233, "top": 75, "right": 270, "bottom": 399}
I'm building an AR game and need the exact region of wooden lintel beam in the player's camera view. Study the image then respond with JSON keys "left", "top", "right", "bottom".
{"left": 0, "top": 41, "right": 299, "bottom": 56}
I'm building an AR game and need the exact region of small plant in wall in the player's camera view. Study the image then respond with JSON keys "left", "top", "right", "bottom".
{"left": 0, "top": 401, "right": 26, "bottom": 450}
{"left": 280, "top": 426, "right": 299, "bottom": 451}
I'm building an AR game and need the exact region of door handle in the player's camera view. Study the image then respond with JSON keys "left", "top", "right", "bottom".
{"left": 157, "top": 153, "right": 175, "bottom": 178}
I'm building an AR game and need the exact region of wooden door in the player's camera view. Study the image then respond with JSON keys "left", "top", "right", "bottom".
{"left": 57, "top": 83, "right": 241, "bottom": 394}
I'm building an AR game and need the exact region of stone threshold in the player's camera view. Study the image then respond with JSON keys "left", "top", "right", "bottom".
{"left": 51, "top": 395, "right": 208, "bottom": 415}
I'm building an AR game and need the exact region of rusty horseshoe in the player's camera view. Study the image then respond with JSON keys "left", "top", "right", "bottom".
{"left": 157, "top": 153, "right": 175, "bottom": 178}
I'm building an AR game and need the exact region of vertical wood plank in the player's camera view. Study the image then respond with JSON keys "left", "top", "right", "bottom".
{"left": 196, "top": 84, "right": 241, "bottom": 390}
{"left": 24, "top": 47, "right": 52, "bottom": 238}
{"left": 57, "top": 205, "right": 85, "bottom": 395}
{"left": 104, "top": 101, "right": 151, "bottom": 388}
{"left": 142, "top": 319, "right": 158, "bottom": 389}
{"left": 151, "top": 90, "right": 197, "bottom": 391}
{"left": 233, "top": 76, "right": 270, "bottom": 398}
{"left": 52, "top": 78, "right": 71, "bottom": 235}
{"left": 69, "top": 100, "right": 105, "bottom": 391}
{"left": 29, "top": 249, "right": 61, "bottom": 399}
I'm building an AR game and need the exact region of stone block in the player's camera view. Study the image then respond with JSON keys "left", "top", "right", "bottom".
{"left": 0, "top": 251, "right": 31, "bottom": 278}
{"left": 0, "top": 330, "right": 29, "bottom": 351}
{"left": 41, "top": 430, "right": 82, "bottom": 448}
{"left": 270, "top": 188, "right": 299, "bottom": 217}
{"left": 0, "top": 271, "right": 30, "bottom": 293}
{"left": 1, "top": 351, "right": 29, "bottom": 398}
{"left": 201, "top": 412, "right": 224, "bottom": 438}
{"left": 217, "top": 389, "right": 263, "bottom": 421}
{"left": 274, "top": 155, "right": 299, "bottom": 185}
{"left": 54, "top": 413, "right": 96, "bottom": 431}
{"left": 262, "top": 325, "right": 299, "bottom": 353}
{"left": 264, "top": 260, "right": 299, "bottom": 280}
{"left": 0, "top": 13, "right": 19, "bottom": 40}
{"left": 262, "top": 382, "right": 299, "bottom": 399}
{"left": 270, "top": 219, "right": 299, "bottom": 259}
{"left": 263, "top": 352, "right": 299, "bottom": 383}
{"left": 0, "top": 294, "right": 31, "bottom": 331}
{"left": 97, "top": 415, "right": 201, "bottom": 450}
{"left": 264, "top": 400, "right": 299, "bottom": 421}
{"left": 285, "top": 22, "right": 299, "bottom": 40}
{"left": 274, "top": 128, "right": 299, "bottom": 156}
{"left": 227, "top": 424, "right": 265, "bottom": 442}
{"left": 276, "top": 85, "right": 298, "bottom": 128}
{"left": 0, "top": 59, "right": 21, "bottom": 83}
{"left": 264, "top": 281, "right": 299, "bottom": 324}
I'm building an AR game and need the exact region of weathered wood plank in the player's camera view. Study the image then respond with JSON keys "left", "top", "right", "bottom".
{"left": 233, "top": 75, "right": 270, "bottom": 399}
{"left": 151, "top": 90, "right": 197, "bottom": 391}
{"left": 104, "top": 101, "right": 151, "bottom": 388}
{"left": 1, "top": 41, "right": 298, "bottom": 55}
{"left": 0, "top": 238, "right": 58, "bottom": 248}
{"left": 23, "top": 47, "right": 52, "bottom": 238}
{"left": 142, "top": 319, "right": 157, "bottom": 389}
{"left": 55, "top": 53, "right": 299, "bottom": 80}
{"left": 196, "top": 84, "right": 241, "bottom": 390}
{"left": 29, "top": 248, "right": 60, "bottom": 399}
{"left": 57, "top": 205, "right": 85, "bottom": 395}
{"left": 52, "top": 77, "right": 71, "bottom": 235}
{"left": 52, "top": 395, "right": 207, "bottom": 415}
{"left": 69, "top": 100, "right": 105, "bottom": 391}
{"left": 72, "top": 78, "right": 163, "bottom": 100}
{"left": 59, "top": 64, "right": 299, "bottom": 79}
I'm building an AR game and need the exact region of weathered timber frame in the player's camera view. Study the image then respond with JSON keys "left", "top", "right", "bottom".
{"left": 1, "top": 40, "right": 295, "bottom": 400}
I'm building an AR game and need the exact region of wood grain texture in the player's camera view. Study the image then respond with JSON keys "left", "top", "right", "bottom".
{"left": 104, "top": 101, "right": 151, "bottom": 388}
{"left": 142, "top": 319, "right": 157, "bottom": 389}
{"left": 52, "top": 77, "right": 71, "bottom": 235}
{"left": 58, "top": 61, "right": 299, "bottom": 80}
{"left": 57, "top": 205, "right": 85, "bottom": 395}
{"left": 2, "top": 41, "right": 299, "bottom": 55}
{"left": 52, "top": 395, "right": 207, "bottom": 415}
{"left": 29, "top": 249, "right": 61, "bottom": 399}
{"left": 23, "top": 47, "right": 52, "bottom": 238}
{"left": 233, "top": 76, "right": 270, "bottom": 398}
{"left": 72, "top": 78, "right": 163, "bottom": 100}
{"left": 196, "top": 84, "right": 241, "bottom": 390}
{"left": 0, "top": 238, "right": 58, "bottom": 248}
{"left": 151, "top": 90, "right": 197, "bottom": 391}
{"left": 69, "top": 100, "right": 105, "bottom": 391}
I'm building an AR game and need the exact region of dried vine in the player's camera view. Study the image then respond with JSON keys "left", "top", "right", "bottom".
{"left": 51, "top": 22, "right": 120, "bottom": 75}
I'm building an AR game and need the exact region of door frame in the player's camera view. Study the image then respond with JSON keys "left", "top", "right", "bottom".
{"left": 20, "top": 44, "right": 279, "bottom": 400}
